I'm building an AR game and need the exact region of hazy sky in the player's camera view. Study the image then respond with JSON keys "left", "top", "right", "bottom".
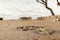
{"left": 0, "top": 0, "right": 60, "bottom": 20}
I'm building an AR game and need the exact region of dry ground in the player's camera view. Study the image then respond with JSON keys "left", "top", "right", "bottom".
{"left": 0, "top": 18, "right": 60, "bottom": 40}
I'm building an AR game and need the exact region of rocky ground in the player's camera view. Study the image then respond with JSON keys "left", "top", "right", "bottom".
{"left": 0, "top": 16, "right": 60, "bottom": 40}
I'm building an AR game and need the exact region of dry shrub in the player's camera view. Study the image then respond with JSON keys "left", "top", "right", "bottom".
{"left": 20, "top": 17, "right": 32, "bottom": 20}
{"left": 36, "top": 17, "right": 47, "bottom": 21}
{"left": 0, "top": 18, "right": 3, "bottom": 20}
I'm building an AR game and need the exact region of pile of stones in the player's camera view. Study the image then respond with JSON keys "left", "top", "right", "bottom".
{"left": 17, "top": 26, "right": 39, "bottom": 31}
{"left": 17, "top": 26, "right": 56, "bottom": 35}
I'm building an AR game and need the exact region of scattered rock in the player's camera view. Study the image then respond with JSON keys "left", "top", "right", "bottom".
{"left": 17, "top": 26, "right": 58, "bottom": 36}
{"left": 48, "top": 30, "right": 56, "bottom": 35}
{"left": 17, "top": 26, "right": 39, "bottom": 31}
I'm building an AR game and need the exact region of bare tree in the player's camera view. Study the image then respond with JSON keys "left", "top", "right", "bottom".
{"left": 36, "top": 0, "right": 55, "bottom": 16}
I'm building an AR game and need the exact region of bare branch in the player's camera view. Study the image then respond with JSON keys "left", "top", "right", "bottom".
{"left": 57, "top": 0, "right": 58, "bottom": 3}
{"left": 36, "top": 0, "right": 55, "bottom": 16}
{"left": 41, "top": 0, "right": 46, "bottom": 3}
{"left": 36, "top": 0, "right": 45, "bottom": 5}
{"left": 45, "top": 0, "right": 55, "bottom": 15}
{"left": 57, "top": 0, "right": 60, "bottom": 5}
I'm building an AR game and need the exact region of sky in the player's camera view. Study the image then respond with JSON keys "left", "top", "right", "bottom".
{"left": 0, "top": 0, "right": 60, "bottom": 20}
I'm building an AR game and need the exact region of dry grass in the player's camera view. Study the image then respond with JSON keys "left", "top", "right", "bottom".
{"left": 0, "top": 16, "right": 60, "bottom": 40}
